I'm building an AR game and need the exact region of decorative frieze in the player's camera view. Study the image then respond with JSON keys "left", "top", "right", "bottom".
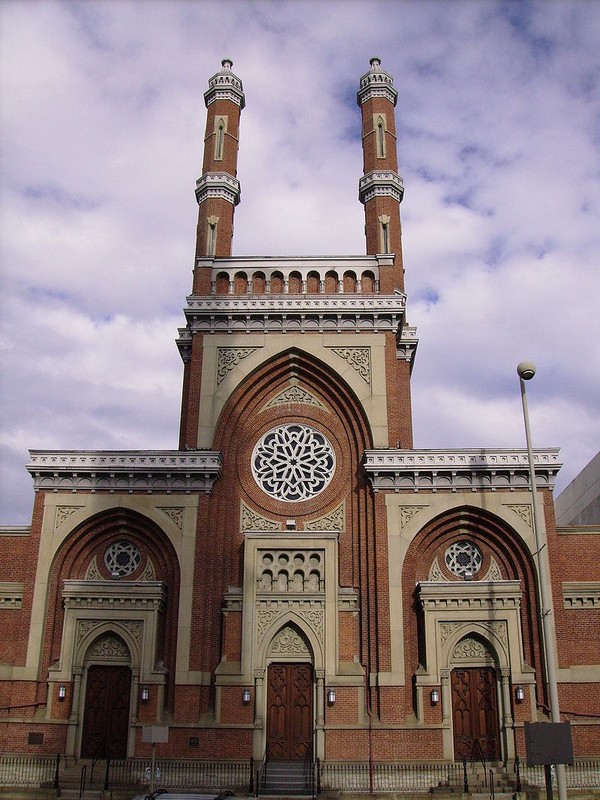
{"left": 27, "top": 450, "right": 223, "bottom": 495}
{"left": 419, "top": 581, "right": 521, "bottom": 612}
{"left": 268, "top": 625, "right": 310, "bottom": 656}
{"left": 399, "top": 505, "right": 427, "bottom": 528}
{"left": 364, "top": 448, "right": 561, "bottom": 492}
{"left": 63, "top": 580, "right": 167, "bottom": 611}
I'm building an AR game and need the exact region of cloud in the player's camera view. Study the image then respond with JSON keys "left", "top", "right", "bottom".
{"left": 1, "top": 0, "right": 599, "bottom": 523}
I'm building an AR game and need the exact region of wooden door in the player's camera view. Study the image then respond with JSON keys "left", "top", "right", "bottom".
{"left": 452, "top": 667, "right": 500, "bottom": 761}
{"left": 81, "top": 665, "right": 131, "bottom": 758}
{"left": 267, "top": 663, "right": 312, "bottom": 761}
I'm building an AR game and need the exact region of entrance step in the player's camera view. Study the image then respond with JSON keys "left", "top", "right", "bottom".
{"left": 260, "top": 761, "right": 313, "bottom": 796}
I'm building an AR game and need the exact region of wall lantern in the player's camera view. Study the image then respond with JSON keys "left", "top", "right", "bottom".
{"left": 430, "top": 688, "right": 440, "bottom": 705}
{"left": 140, "top": 686, "right": 149, "bottom": 702}
{"left": 242, "top": 688, "right": 251, "bottom": 704}
{"left": 515, "top": 686, "right": 525, "bottom": 703}
{"left": 327, "top": 688, "right": 336, "bottom": 706}
{"left": 58, "top": 685, "right": 66, "bottom": 702}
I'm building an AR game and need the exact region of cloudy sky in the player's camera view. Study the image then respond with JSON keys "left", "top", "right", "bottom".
{"left": 1, "top": 0, "right": 599, "bottom": 525}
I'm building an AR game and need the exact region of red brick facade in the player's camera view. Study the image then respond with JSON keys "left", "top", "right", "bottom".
{"left": 1, "top": 58, "right": 598, "bottom": 772}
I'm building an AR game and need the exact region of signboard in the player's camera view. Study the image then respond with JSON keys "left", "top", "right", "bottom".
{"left": 524, "top": 722, "right": 574, "bottom": 766}
{"left": 142, "top": 725, "right": 169, "bottom": 744}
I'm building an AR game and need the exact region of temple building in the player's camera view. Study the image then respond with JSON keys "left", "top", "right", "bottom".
{"left": 1, "top": 59, "right": 598, "bottom": 790}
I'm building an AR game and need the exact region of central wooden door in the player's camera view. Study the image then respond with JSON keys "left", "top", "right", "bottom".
{"left": 267, "top": 663, "right": 313, "bottom": 761}
{"left": 452, "top": 667, "right": 500, "bottom": 761}
{"left": 81, "top": 665, "right": 131, "bottom": 758}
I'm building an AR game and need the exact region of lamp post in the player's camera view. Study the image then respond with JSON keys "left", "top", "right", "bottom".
{"left": 517, "top": 362, "right": 567, "bottom": 800}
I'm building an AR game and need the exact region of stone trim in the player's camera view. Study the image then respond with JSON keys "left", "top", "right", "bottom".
{"left": 195, "top": 172, "right": 241, "bottom": 206}
{"left": 364, "top": 448, "right": 561, "bottom": 492}
{"left": 0, "top": 582, "right": 24, "bottom": 609}
{"left": 27, "top": 450, "right": 223, "bottom": 494}
{"left": 563, "top": 582, "right": 600, "bottom": 608}
{"left": 329, "top": 347, "right": 371, "bottom": 386}
{"left": 63, "top": 580, "right": 167, "bottom": 611}
{"left": 358, "top": 170, "right": 404, "bottom": 204}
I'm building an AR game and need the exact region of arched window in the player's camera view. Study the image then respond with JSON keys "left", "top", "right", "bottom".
{"left": 214, "top": 116, "right": 226, "bottom": 160}
{"left": 252, "top": 272, "right": 266, "bottom": 294}
{"left": 378, "top": 214, "right": 391, "bottom": 254}
{"left": 270, "top": 272, "right": 284, "bottom": 294}
{"left": 306, "top": 271, "right": 320, "bottom": 294}
{"left": 234, "top": 272, "right": 248, "bottom": 294}
{"left": 362, "top": 271, "right": 375, "bottom": 294}
{"left": 288, "top": 271, "right": 302, "bottom": 294}
{"left": 376, "top": 115, "right": 386, "bottom": 158}
{"left": 343, "top": 272, "right": 357, "bottom": 293}
{"left": 324, "top": 271, "right": 339, "bottom": 294}
{"left": 215, "top": 272, "right": 230, "bottom": 295}
{"left": 207, "top": 215, "right": 219, "bottom": 256}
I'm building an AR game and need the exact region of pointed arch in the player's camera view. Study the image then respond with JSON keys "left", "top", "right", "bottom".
{"left": 42, "top": 507, "right": 180, "bottom": 711}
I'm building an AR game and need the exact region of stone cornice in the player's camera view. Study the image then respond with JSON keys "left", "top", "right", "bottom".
{"left": 177, "top": 293, "right": 407, "bottom": 344}
{"left": 62, "top": 580, "right": 167, "bottom": 610}
{"left": 418, "top": 580, "right": 522, "bottom": 610}
{"left": 195, "top": 172, "right": 241, "bottom": 206}
{"left": 27, "top": 450, "right": 223, "bottom": 494}
{"left": 359, "top": 170, "right": 404, "bottom": 204}
{"left": 363, "top": 448, "right": 562, "bottom": 492}
{"left": 196, "top": 254, "right": 395, "bottom": 272}
{"left": 204, "top": 59, "right": 245, "bottom": 109}
{"left": 357, "top": 57, "right": 398, "bottom": 107}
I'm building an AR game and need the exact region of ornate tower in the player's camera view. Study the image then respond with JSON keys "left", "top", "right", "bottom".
{"left": 357, "top": 56, "right": 405, "bottom": 294}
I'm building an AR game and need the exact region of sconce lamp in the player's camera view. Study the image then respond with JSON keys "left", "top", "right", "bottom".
{"left": 140, "top": 686, "right": 149, "bottom": 702}
{"left": 430, "top": 688, "right": 440, "bottom": 705}
{"left": 242, "top": 688, "right": 251, "bottom": 704}
{"left": 327, "top": 688, "right": 336, "bottom": 706}
{"left": 58, "top": 685, "right": 66, "bottom": 702}
{"left": 515, "top": 686, "right": 525, "bottom": 703}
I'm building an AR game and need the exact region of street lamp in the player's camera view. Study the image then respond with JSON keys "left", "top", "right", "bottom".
{"left": 517, "top": 362, "right": 567, "bottom": 800}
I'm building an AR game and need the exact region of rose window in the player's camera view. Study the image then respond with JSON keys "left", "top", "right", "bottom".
{"left": 252, "top": 424, "right": 335, "bottom": 502}
{"left": 444, "top": 541, "right": 482, "bottom": 577}
{"left": 104, "top": 540, "right": 141, "bottom": 577}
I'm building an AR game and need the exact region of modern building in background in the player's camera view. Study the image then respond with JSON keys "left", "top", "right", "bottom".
{"left": 1, "top": 60, "right": 598, "bottom": 782}
{"left": 555, "top": 451, "right": 600, "bottom": 527}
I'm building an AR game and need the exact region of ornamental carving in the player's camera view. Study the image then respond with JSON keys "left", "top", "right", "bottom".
{"left": 142, "top": 558, "right": 156, "bottom": 581}
{"left": 298, "top": 609, "right": 324, "bottom": 639}
{"left": 482, "top": 556, "right": 503, "bottom": 581}
{"left": 55, "top": 506, "right": 81, "bottom": 528}
{"left": 266, "top": 385, "right": 325, "bottom": 409}
{"left": 508, "top": 504, "right": 532, "bottom": 527}
{"left": 241, "top": 502, "right": 280, "bottom": 532}
{"left": 330, "top": 347, "right": 371, "bottom": 386}
{"left": 305, "top": 503, "right": 345, "bottom": 532}
{"left": 85, "top": 556, "right": 101, "bottom": 580}
{"left": 453, "top": 637, "right": 490, "bottom": 662}
{"left": 88, "top": 634, "right": 130, "bottom": 662}
{"left": 77, "top": 620, "right": 101, "bottom": 646}
{"left": 217, "top": 348, "right": 258, "bottom": 384}
{"left": 428, "top": 557, "right": 445, "bottom": 582}
{"left": 122, "top": 621, "right": 144, "bottom": 644}
{"left": 257, "top": 610, "right": 281, "bottom": 638}
{"left": 268, "top": 626, "right": 310, "bottom": 656}
{"left": 399, "top": 506, "right": 426, "bottom": 528}
{"left": 159, "top": 507, "right": 184, "bottom": 530}
{"left": 439, "top": 622, "right": 462, "bottom": 645}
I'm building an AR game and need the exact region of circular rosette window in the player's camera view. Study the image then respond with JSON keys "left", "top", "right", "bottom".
{"left": 104, "top": 540, "right": 141, "bottom": 577}
{"left": 252, "top": 424, "right": 336, "bottom": 502}
{"left": 444, "top": 540, "right": 483, "bottom": 578}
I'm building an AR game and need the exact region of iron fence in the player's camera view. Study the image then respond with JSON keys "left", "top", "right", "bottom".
{"left": 0, "top": 755, "right": 57, "bottom": 787}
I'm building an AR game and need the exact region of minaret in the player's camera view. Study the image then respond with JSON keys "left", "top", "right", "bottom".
{"left": 193, "top": 59, "right": 245, "bottom": 294}
{"left": 357, "top": 57, "right": 405, "bottom": 294}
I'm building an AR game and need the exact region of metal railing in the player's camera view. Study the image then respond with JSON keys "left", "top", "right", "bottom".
{"left": 1, "top": 754, "right": 599, "bottom": 791}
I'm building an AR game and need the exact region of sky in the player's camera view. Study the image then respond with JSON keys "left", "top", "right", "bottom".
{"left": 1, "top": 0, "right": 599, "bottom": 525}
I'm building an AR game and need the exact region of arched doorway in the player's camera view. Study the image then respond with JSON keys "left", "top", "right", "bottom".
{"left": 450, "top": 636, "right": 501, "bottom": 761}
{"left": 266, "top": 662, "right": 313, "bottom": 761}
{"left": 263, "top": 623, "right": 315, "bottom": 763}
{"left": 80, "top": 633, "right": 132, "bottom": 759}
